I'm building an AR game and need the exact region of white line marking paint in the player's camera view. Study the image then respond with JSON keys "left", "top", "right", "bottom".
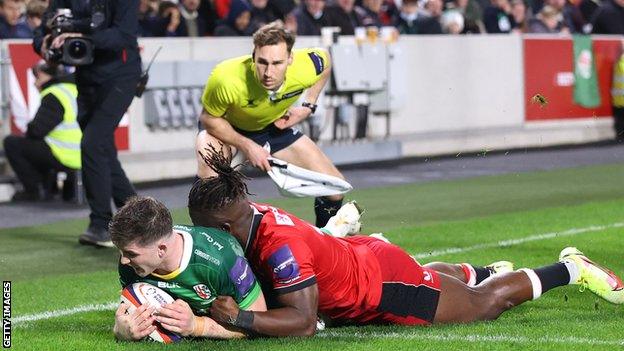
{"left": 319, "top": 331, "right": 624, "bottom": 346}
{"left": 411, "top": 222, "right": 624, "bottom": 259}
{"left": 12, "top": 222, "right": 622, "bottom": 332}
{"left": 13, "top": 302, "right": 117, "bottom": 326}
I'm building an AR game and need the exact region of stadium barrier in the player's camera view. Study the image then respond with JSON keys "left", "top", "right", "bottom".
{"left": 0, "top": 35, "right": 620, "bottom": 188}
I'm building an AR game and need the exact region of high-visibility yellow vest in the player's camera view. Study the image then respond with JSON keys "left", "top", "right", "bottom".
{"left": 41, "top": 82, "right": 82, "bottom": 169}
{"left": 613, "top": 54, "right": 624, "bottom": 108}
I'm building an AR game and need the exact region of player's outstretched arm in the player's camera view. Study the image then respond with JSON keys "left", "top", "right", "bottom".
{"left": 210, "top": 284, "right": 319, "bottom": 337}
{"left": 156, "top": 292, "right": 268, "bottom": 339}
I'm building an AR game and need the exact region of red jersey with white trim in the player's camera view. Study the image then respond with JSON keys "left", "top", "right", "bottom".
{"left": 245, "top": 202, "right": 384, "bottom": 322}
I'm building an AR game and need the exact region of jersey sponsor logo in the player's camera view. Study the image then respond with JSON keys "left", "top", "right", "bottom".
{"left": 229, "top": 257, "right": 256, "bottom": 296}
{"left": 194, "top": 249, "right": 221, "bottom": 266}
{"left": 193, "top": 284, "right": 212, "bottom": 300}
{"left": 271, "top": 207, "right": 294, "bottom": 226}
{"left": 308, "top": 52, "right": 325, "bottom": 76}
{"left": 156, "top": 281, "right": 181, "bottom": 289}
{"left": 268, "top": 245, "right": 301, "bottom": 284}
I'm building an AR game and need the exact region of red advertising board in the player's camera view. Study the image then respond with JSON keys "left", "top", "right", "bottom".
{"left": 524, "top": 37, "right": 622, "bottom": 121}
{"left": 7, "top": 43, "right": 129, "bottom": 150}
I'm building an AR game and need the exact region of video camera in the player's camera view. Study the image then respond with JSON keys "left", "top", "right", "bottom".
{"left": 44, "top": 9, "right": 94, "bottom": 66}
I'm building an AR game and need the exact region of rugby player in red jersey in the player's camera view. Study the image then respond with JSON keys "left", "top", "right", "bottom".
{"left": 187, "top": 149, "right": 624, "bottom": 336}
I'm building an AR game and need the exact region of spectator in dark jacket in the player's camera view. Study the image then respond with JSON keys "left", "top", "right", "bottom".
{"left": 325, "top": 0, "right": 362, "bottom": 35}
{"left": 214, "top": 0, "right": 253, "bottom": 35}
{"left": 527, "top": 4, "right": 569, "bottom": 32}
{"left": 0, "top": 0, "right": 32, "bottom": 39}
{"left": 249, "top": 0, "right": 279, "bottom": 32}
{"left": 294, "top": 0, "right": 330, "bottom": 35}
{"left": 25, "top": 0, "right": 45, "bottom": 32}
{"left": 393, "top": 0, "right": 443, "bottom": 33}
{"left": 138, "top": 0, "right": 169, "bottom": 36}
{"left": 176, "top": 0, "right": 209, "bottom": 36}
{"left": 590, "top": 0, "right": 624, "bottom": 34}
{"left": 483, "top": 0, "right": 516, "bottom": 32}
{"left": 3, "top": 63, "right": 80, "bottom": 202}
{"left": 355, "top": 0, "right": 384, "bottom": 26}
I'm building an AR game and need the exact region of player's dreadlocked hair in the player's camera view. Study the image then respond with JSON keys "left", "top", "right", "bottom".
{"left": 188, "top": 144, "right": 252, "bottom": 224}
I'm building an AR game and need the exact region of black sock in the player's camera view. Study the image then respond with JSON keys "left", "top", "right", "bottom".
{"left": 314, "top": 197, "right": 343, "bottom": 227}
{"left": 474, "top": 266, "right": 493, "bottom": 285}
{"left": 533, "top": 263, "right": 571, "bottom": 294}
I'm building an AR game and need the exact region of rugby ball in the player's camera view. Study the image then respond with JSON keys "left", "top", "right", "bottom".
{"left": 120, "top": 282, "right": 182, "bottom": 344}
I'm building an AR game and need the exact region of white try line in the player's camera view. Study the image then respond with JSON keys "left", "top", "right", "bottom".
{"left": 319, "top": 331, "right": 624, "bottom": 346}
{"left": 411, "top": 222, "right": 624, "bottom": 259}
{"left": 12, "top": 222, "right": 622, "bottom": 327}
{"left": 13, "top": 302, "right": 118, "bottom": 326}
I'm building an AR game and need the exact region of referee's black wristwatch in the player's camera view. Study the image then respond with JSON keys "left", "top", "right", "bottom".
{"left": 301, "top": 102, "right": 318, "bottom": 114}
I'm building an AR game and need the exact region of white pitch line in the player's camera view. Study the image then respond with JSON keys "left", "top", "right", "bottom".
{"left": 319, "top": 331, "right": 624, "bottom": 346}
{"left": 11, "top": 222, "right": 621, "bottom": 327}
{"left": 13, "top": 302, "right": 118, "bottom": 326}
{"left": 411, "top": 222, "right": 624, "bottom": 259}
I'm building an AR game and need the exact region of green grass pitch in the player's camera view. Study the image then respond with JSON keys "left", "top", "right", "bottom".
{"left": 2, "top": 163, "right": 624, "bottom": 350}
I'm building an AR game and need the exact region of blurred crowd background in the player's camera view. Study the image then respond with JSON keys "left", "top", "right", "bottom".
{"left": 0, "top": 0, "right": 622, "bottom": 41}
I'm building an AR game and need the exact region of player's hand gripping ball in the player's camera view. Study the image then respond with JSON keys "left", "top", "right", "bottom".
{"left": 120, "top": 282, "right": 183, "bottom": 343}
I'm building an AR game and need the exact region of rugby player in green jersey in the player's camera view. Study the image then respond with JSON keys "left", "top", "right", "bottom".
{"left": 110, "top": 196, "right": 267, "bottom": 341}
{"left": 195, "top": 22, "right": 345, "bottom": 228}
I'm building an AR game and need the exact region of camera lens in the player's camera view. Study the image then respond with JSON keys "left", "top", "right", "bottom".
{"left": 67, "top": 40, "right": 87, "bottom": 59}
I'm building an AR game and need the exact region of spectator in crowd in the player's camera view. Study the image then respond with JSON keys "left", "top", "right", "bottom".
{"left": 215, "top": 0, "right": 232, "bottom": 19}
{"left": 510, "top": 0, "right": 528, "bottom": 31}
{"left": 25, "top": 0, "right": 45, "bottom": 32}
{"left": 589, "top": 0, "right": 624, "bottom": 34}
{"left": 423, "top": 0, "right": 445, "bottom": 18}
{"left": 379, "top": 0, "right": 400, "bottom": 24}
{"left": 393, "top": 0, "right": 443, "bottom": 34}
{"left": 446, "top": 0, "right": 485, "bottom": 33}
{"left": 175, "top": 0, "right": 209, "bottom": 36}
{"left": 198, "top": 0, "right": 218, "bottom": 35}
{"left": 483, "top": 0, "right": 516, "bottom": 33}
{"left": 283, "top": 8, "right": 299, "bottom": 32}
{"left": 441, "top": 9, "right": 465, "bottom": 32}
{"left": 0, "top": 0, "right": 32, "bottom": 39}
{"left": 271, "top": 0, "right": 298, "bottom": 19}
{"left": 526, "top": 4, "right": 569, "bottom": 32}
{"left": 578, "top": 0, "right": 600, "bottom": 28}
{"left": 545, "top": 0, "right": 584, "bottom": 32}
{"left": 294, "top": 0, "right": 330, "bottom": 35}
{"left": 249, "top": 0, "right": 279, "bottom": 32}
{"left": 158, "top": 1, "right": 183, "bottom": 36}
{"left": 214, "top": 0, "right": 253, "bottom": 35}
{"left": 325, "top": 0, "right": 362, "bottom": 35}
{"left": 354, "top": 0, "right": 383, "bottom": 27}
{"left": 138, "top": 0, "right": 169, "bottom": 37}
{"left": 3, "top": 63, "right": 80, "bottom": 202}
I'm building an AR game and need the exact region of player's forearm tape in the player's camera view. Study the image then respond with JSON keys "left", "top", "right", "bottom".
{"left": 192, "top": 316, "right": 206, "bottom": 337}
{"left": 233, "top": 310, "right": 254, "bottom": 330}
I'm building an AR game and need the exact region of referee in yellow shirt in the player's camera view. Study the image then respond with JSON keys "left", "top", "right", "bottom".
{"left": 196, "top": 22, "right": 345, "bottom": 227}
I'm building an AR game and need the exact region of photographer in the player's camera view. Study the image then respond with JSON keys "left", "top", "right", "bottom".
{"left": 33, "top": 0, "right": 142, "bottom": 248}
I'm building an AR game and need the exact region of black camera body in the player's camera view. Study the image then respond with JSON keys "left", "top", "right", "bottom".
{"left": 45, "top": 9, "right": 94, "bottom": 66}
